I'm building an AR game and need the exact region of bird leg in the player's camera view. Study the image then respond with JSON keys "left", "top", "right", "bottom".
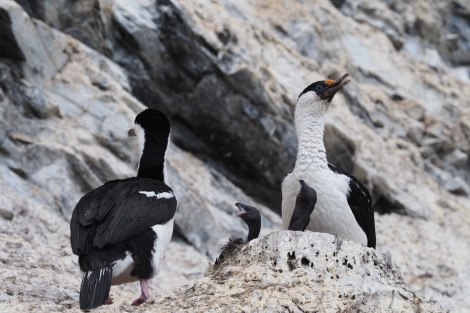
{"left": 104, "top": 297, "right": 113, "bottom": 305}
{"left": 131, "top": 279, "right": 150, "bottom": 306}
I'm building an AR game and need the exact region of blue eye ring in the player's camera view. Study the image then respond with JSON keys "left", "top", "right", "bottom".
{"left": 315, "top": 85, "right": 324, "bottom": 92}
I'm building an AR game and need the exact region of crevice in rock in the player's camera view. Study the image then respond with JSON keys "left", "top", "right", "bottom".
{"left": 301, "top": 256, "right": 310, "bottom": 267}
{"left": 329, "top": 0, "right": 346, "bottom": 9}
{"left": 342, "top": 89, "right": 376, "bottom": 130}
{"left": 0, "top": 8, "right": 25, "bottom": 61}
{"left": 8, "top": 166, "right": 27, "bottom": 180}
{"left": 373, "top": 195, "right": 407, "bottom": 215}
{"left": 287, "top": 251, "right": 297, "bottom": 271}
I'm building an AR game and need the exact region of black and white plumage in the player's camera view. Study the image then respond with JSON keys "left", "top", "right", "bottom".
{"left": 281, "top": 73, "right": 376, "bottom": 248}
{"left": 214, "top": 203, "right": 261, "bottom": 267}
{"left": 288, "top": 180, "right": 317, "bottom": 232}
{"left": 70, "top": 108, "right": 177, "bottom": 310}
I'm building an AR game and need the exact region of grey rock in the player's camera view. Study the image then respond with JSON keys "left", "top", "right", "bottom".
{"left": 150, "top": 231, "right": 445, "bottom": 313}
{"left": 13, "top": 80, "right": 59, "bottom": 118}
{"left": 167, "top": 144, "right": 281, "bottom": 259}
{"left": 406, "top": 121, "right": 425, "bottom": 146}
{"left": 424, "top": 161, "right": 469, "bottom": 196}
{"left": 445, "top": 149, "right": 468, "bottom": 168}
{"left": 0, "top": 0, "right": 469, "bottom": 311}
{"left": 16, "top": 0, "right": 109, "bottom": 54}
{"left": 0, "top": 6, "right": 25, "bottom": 60}
{"left": 339, "top": 0, "right": 406, "bottom": 50}
{"left": 422, "top": 48, "right": 445, "bottom": 71}
{"left": 106, "top": 0, "right": 297, "bottom": 211}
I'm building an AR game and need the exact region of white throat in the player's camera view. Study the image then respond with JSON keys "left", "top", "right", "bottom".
{"left": 294, "top": 96, "right": 328, "bottom": 169}
{"left": 133, "top": 123, "right": 170, "bottom": 184}
{"left": 134, "top": 123, "right": 146, "bottom": 161}
{"left": 162, "top": 133, "right": 170, "bottom": 184}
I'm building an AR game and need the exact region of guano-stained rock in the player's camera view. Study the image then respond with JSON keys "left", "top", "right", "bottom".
{"left": 147, "top": 232, "right": 444, "bottom": 313}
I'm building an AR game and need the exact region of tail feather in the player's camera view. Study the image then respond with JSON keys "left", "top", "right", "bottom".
{"left": 80, "top": 267, "right": 113, "bottom": 311}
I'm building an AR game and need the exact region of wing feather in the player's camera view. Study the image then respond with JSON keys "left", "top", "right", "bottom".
{"left": 328, "top": 163, "right": 376, "bottom": 248}
{"left": 70, "top": 177, "right": 177, "bottom": 255}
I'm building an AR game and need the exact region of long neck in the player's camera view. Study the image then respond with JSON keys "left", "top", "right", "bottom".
{"left": 294, "top": 108, "right": 328, "bottom": 169}
{"left": 246, "top": 220, "right": 261, "bottom": 242}
{"left": 137, "top": 135, "right": 169, "bottom": 182}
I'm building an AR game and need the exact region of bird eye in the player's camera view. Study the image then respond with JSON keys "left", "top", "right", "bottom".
{"left": 315, "top": 85, "right": 324, "bottom": 92}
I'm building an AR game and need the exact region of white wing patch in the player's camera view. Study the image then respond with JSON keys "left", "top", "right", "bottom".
{"left": 139, "top": 190, "right": 174, "bottom": 199}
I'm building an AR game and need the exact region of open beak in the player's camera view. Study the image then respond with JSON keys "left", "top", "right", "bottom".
{"left": 320, "top": 73, "right": 350, "bottom": 101}
{"left": 128, "top": 128, "right": 136, "bottom": 137}
{"left": 235, "top": 203, "right": 247, "bottom": 217}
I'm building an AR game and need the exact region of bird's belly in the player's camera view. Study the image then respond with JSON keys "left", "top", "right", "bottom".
{"left": 306, "top": 196, "right": 367, "bottom": 245}
{"left": 111, "top": 252, "right": 138, "bottom": 285}
{"left": 150, "top": 218, "right": 174, "bottom": 277}
{"left": 284, "top": 170, "right": 367, "bottom": 245}
{"left": 109, "top": 219, "right": 174, "bottom": 285}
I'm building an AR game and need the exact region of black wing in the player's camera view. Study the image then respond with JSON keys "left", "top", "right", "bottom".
{"left": 70, "top": 177, "right": 177, "bottom": 255}
{"left": 328, "top": 163, "right": 376, "bottom": 248}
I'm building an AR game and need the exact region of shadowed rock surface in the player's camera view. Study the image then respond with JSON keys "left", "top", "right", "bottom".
{"left": 0, "top": 0, "right": 469, "bottom": 311}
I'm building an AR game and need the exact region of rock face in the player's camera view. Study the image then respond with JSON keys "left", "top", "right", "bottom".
{"left": 0, "top": 0, "right": 469, "bottom": 312}
{"left": 141, "top": 232, "right": 444, "bottom": 313}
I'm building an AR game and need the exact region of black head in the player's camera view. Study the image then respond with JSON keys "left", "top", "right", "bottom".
{"left": 235, "top": 203, "right": 261, "bottom": 242}
{"left": 134, "top": 108, "right": 170, "bottom": 135}
{"left": 298, "top": 73, "right": 350, "bottom": 102}
{"left": 128, "top": 108, "right": 171, "bottom": 181}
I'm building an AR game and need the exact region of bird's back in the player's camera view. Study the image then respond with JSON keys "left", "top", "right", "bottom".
{"left": 70, "top": 177, "right": 176, "bottom": 256}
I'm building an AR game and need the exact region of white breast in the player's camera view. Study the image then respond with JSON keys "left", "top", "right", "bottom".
{"left": 150, "top": 218, "right": 174, "bottom": 276}
{"left": 282, "top": 167, "right": 367, "bottom": 245}
{"left": 110, "top": 218, "right": 174, "bottom": 285}
{"left": 112, "top": 252, "right": 136, "bottom": 285}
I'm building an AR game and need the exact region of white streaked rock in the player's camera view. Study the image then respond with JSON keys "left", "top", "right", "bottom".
{"left": 149, "top": 231, "right": 444, "bottom": 312}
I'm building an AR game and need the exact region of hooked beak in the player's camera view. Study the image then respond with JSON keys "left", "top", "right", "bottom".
{"left": 320, "top": 73, "right": 350, "bottom": 101}
{"left": 235, "top": 203, "right": 247, "bottom": 217}
{"left": 128, "top": 128, "right": 136, "bottom": 137}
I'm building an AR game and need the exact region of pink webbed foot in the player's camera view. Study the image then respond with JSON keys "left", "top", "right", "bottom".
{"left": 131, "top": 279, "right": 150, "bottom": 306}
{"left": 104, "top": 297, "right": 113, "bottom": 305}
{"left": 131, "top": 294, "right": 148, "bottom": 306}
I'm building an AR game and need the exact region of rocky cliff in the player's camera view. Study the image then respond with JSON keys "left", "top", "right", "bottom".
{"left": 0, "top": 0, "right": 469, "bottom": 312}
